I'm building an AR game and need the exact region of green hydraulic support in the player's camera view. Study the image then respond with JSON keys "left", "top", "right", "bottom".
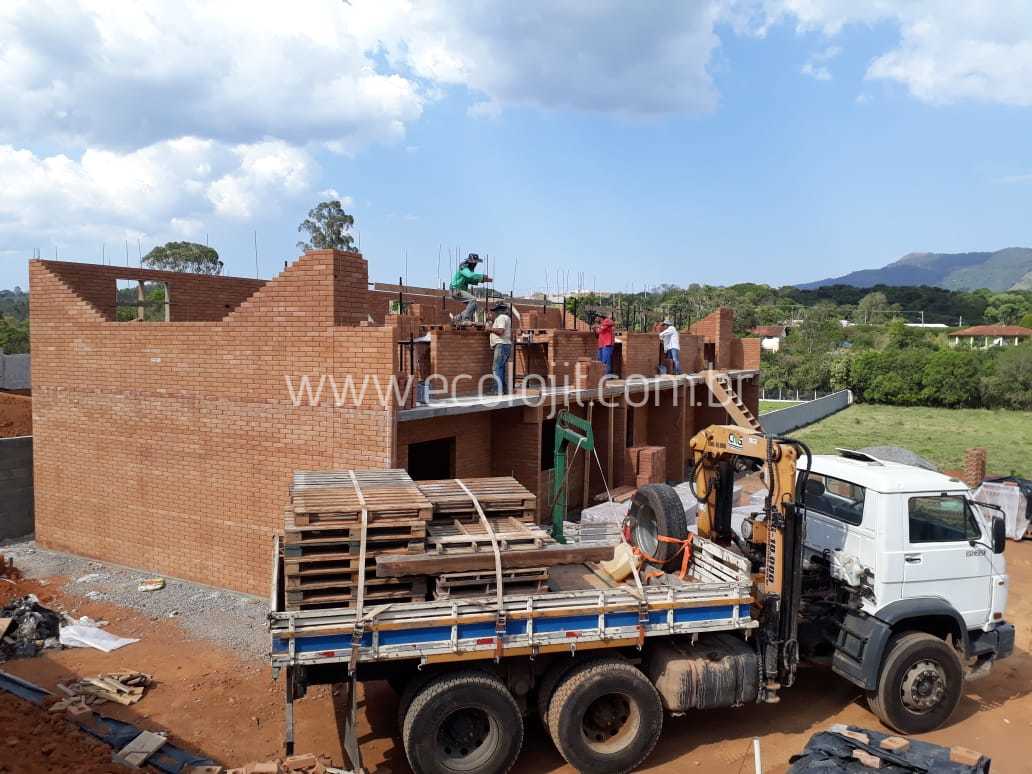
{"left": 551, "top": 409, "right": 595, "bottom": 544}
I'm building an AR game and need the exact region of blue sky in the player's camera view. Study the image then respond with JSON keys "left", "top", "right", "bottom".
{"left": 1, "top": 2, "right": 1030, "bottom": 295}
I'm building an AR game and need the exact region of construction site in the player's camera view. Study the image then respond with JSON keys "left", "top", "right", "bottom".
{"left": 1, "top": 248, "right": 1028, "bottom": 774}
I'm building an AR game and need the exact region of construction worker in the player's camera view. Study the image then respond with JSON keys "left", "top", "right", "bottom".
{"left": 592, "top": 313, "right": 615, "bottom": 375}
{"left": 489, "top": 302, "right": 520, "bottom": 394}
{"left": 449, "top": 253, "right": 492, "bottom": 324}
{"left": 659, "top": 318, "right": 682, "bottom": 375}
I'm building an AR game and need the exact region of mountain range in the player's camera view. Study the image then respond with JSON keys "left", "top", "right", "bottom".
{"left": 798, "top": 247, "right": 1032, "bottom": 292}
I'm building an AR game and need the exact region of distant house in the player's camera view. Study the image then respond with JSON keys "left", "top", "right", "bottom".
{"left": 751, "top": 324, "right": 786, "bottom": 352}
{"left": 948, "top": 324, "right": 1032, "bottom": 349}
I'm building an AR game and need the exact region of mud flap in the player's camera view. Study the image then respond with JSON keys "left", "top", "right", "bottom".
{"left": 832, "top": 610, "right": 892, "bottom": 691}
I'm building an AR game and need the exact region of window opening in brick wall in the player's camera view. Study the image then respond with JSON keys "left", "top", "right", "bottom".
{"left": 116, "top": 279, "right": 170, "bottom": 322}
{"left": 407, "top": 437, "right": 455, "bottom": 480}
{"left": 541, "top": 417, "right": 557, "bottom": 471}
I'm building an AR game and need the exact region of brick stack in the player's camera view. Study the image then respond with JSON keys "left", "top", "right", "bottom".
{"left": 626, "top": 445, "right": 667, "bottom": 488}
{"left": 963, "top": 448, "right": 987, "bottom": 489}
{"left": 282, "top": 469, "right": 431, "bottom": 611}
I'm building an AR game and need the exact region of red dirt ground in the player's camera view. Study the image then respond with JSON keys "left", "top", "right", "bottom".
{"left": 0, "top": 392, "right": 31, "bottom": 438}
{"left": 0, "top": 543, "right": 1030, "bottom": 773}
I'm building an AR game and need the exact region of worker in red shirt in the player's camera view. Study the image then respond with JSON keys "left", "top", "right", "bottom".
{"left": 592, "top": 313, "right": 616, "bottom": 376}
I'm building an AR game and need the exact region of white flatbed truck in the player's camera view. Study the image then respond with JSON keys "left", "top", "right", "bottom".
{"left": 268, "top": 432, "right": 1014, "bottom": 774}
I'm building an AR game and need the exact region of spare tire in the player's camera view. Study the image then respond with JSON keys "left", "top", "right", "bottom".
{"left": 628, "top": 484, "right": 687, "bottom": 570}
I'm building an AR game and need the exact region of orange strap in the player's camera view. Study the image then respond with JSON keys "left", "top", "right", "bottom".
{"left": 632, "top": 532, "right": 695, "bottom": 580}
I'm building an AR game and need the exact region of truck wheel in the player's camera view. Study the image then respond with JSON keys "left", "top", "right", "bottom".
{"left": 629, "top": 484, "right": 687, "bottom": 570}
{"left": 396, "top": 668, "right": 439, "bottom": 731}
{"left": 402, "top": 670, "right": 523, "bottom": 774}
{"left": 867, "top": 632, "right": 963, "bottom": 734}
{"left": 547, "top": 659, "right": 663, "bottom": 774}
{"left": 536, "top": 657, "right": 576, "bottom": 733}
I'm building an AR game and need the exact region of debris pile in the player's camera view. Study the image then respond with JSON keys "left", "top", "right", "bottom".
{"left": 53, "top": 671, "right": 152, "bottom": 710}
{"left": 0, "top": 593, "right": 61, "bottom": 660}
{"left": 222, "top": 753, "right": 336, "bottom": 774}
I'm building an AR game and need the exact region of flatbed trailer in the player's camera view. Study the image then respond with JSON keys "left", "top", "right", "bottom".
{"left": 268, "top": 531, "right": 761, "bottom": 773}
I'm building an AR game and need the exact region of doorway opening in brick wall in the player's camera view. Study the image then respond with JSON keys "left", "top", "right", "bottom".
{"left": 541, "top": 417, "right": 557, "bottom": 471}
{"left": 407, "top": 437, "right": 455, "bottom": 480}
{"left": 116, "top": 279, "right": 170, "bottom": 322}
{"left": 703, "top": 342, "right": 716, "bottom": 368}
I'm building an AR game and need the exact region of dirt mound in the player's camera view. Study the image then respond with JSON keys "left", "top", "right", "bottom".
{"left": 0, "top": 391, "right": 31, "bottom": 438}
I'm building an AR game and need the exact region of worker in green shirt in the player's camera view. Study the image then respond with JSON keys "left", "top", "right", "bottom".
{"left": 450, "top": 253, "right": 492, "bottom": 324}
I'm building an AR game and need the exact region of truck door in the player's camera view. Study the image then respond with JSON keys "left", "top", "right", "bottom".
{"left": 902, "top": 493, "right": 991, "bottom": 629}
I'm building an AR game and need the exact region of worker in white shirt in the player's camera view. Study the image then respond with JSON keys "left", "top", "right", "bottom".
{"left": 658, "top": 318, "right": 682, "bottom": 375}
{"left": 489, "top": 302, "right": 521, "bottom": 394}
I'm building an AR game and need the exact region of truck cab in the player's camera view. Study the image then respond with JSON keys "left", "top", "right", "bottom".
{"left": 796, "top": 450, "right": 1014, "bottom": 733}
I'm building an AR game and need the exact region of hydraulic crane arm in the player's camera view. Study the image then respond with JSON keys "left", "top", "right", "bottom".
{"left": 688, "top": 425, "right": 811, "bottom": 695}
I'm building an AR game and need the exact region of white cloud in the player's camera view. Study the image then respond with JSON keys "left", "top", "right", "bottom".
{"left": 393, "top": 2, "right": 724, "bottom": 116}
{"left": 0, "top": 138, "right": 317, "bottom": 244}
{"left": 766, "top": 1, "right": 1032, "bottom": 106}
{"left": 0, "top": 0, "right": 425, "bottom": 151}
{"left": 800, "top": 44, "right": 841, "bottom": 80}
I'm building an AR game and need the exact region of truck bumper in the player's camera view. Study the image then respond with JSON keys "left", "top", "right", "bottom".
{"left": 969, "top": 622, "right": 1015, "bottom": 661}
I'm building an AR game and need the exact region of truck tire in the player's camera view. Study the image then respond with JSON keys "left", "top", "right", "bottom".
{"left": 629, "top": 484, "right": 688, "bottom": 570}
{"left": 867, "top": 632, "right": 963, "bottom": 734}
{"left": 536, "top": 657, "right": 576, "bottom": 733}
{"left": 402, "top": 669, "right": 524, "bottom": 774}
{"left": 547, "top": 659, "right": 663, "bottom": 773}
{"left": 396, "top": 668, "right": 440, "bottom": 731}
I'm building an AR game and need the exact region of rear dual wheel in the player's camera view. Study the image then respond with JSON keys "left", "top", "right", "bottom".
{"left": 547, "top": 658, "right": 663, "bottom": 774}
{"left": 402, "top": 670, "right": 523, "bottom": 774}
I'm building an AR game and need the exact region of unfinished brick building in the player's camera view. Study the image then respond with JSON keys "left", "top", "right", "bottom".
{"left": 29, "top": 250, "right": 760, "bottom": 595}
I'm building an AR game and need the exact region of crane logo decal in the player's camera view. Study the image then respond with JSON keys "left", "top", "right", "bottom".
{"left": 728, "top": 432, "right": 744, "bottom": 450}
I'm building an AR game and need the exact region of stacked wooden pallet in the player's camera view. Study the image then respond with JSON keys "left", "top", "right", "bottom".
{"left": 283, "top": 470, "right": 432, "bottom": 611}
{"left": 417, "top": 476, "right": 537, "bottom": 524}
{"left": 434, "top": 567, "right": 550, "bottom": 600}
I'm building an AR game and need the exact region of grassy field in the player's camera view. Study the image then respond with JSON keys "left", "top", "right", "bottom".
{"left": 759, "top": 400, "right": 802, "bottom": 414}
{"left": 792, "top": 404, "right": 1032, "bottom": 478}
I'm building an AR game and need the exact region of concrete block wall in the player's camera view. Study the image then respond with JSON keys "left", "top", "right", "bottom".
{"left": 0, "top": 352, "right": 31, "bottom": 390}
{"left": 0, "top": 436, "right": 33, "bottom": 539}
{"left": 30, "top": 250, "right": 401, "bottom": 594}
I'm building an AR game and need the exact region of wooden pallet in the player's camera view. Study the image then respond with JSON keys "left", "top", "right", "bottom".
{"left": 417, "top": 477, "right": 537, "bottom": 523}
{"left": 284, "top": 515, "right": 426, "bottom": 545}
{"left": 434, "top": 567, "right": 549, "bottom": 599}
{"left": 285, "top": 578, "right": 428, "bottom": 611}
{"left": 290, "top": 469, "right": 432, "bottom": 523}
{"left": 284, "top": 543, "right": 421, "bottom": 574}
{"left": 426, "top": 518, "right": 550, "bottom": 555}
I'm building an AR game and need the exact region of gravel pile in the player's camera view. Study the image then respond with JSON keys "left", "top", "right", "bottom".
{"left": 0, "top": 538, "right": 269, "bottom": 659}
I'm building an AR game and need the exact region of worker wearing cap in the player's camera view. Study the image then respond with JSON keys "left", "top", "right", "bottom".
{"left": 592, "top": 313, "right": 615, "bottom": 376}
{"left": 659, "top": 318, "right": 682, "bottom": 375}
{"left": 489, "top": 302, "right": 520, "bottom": 394}
{"left": 449, "top": 253, "right": 492, "bottom": 324}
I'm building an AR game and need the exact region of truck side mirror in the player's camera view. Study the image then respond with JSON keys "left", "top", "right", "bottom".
{"left": 992, "top": 516, "right": 1006, "bottom": 554}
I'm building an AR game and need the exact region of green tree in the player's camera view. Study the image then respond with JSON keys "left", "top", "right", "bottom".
{"left": 297, "top": 199, "right": 355, "bottom": 252}
{"left": 142, "top": 242, "right": 222, "bottom": 274}
{"left": 982, "top": 345, "right": 1032, "bottom": 410}
{"left": 0, "top": 315, "right": 29, "bottom": 353}
{"left": 854, "top": 291, "right": 898, "bottom": 324}
{"left": 1019, "top": 312, "right": 1032, "bottom": 329}
{"left": 921, "top": 350, "right": 982, "bottom": 407}
{"left": 984, "top": 292, "right": 1031, "bottom": 325}
{"left": 787, "top": 303, "right": 843, "bottom": 355}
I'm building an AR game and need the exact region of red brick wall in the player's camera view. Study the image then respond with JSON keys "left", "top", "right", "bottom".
{"left": 740, "top": 337, "right": 762, "bottom": 370}
{"left": 30, "top": 250, "right": 401, "bottom": 595}
{"left": 39, "top": 260, "right": 266, "bottom": 322}
{"left": 620, "top": 333, "right": 661, "bottom": 377}
{"left": 395, "top": 413, "right": 492, "bottom": 479}
{"left": 428, "top": 329, "right": 494, "bottom": 397}
{"left": 689, "top": 307, "right": 736, "bottom": 369}
{"left": 548, "top": 332, "right": 597, "bottom": 384}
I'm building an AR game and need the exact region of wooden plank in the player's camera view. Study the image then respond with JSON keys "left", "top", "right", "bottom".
{"left": 376, "top": 542, "right": 615, "bottom": 577}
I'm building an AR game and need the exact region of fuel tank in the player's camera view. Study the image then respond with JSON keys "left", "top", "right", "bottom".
{"left": 646, "top": 633, "right": 759, "bottom": 712}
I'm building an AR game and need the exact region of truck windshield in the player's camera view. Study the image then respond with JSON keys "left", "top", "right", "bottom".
{"left": 799, "top": 473, "right": 866, "bottom": 525}
{"left": 908, "top": 495, "right": 980, "bottom": 543}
